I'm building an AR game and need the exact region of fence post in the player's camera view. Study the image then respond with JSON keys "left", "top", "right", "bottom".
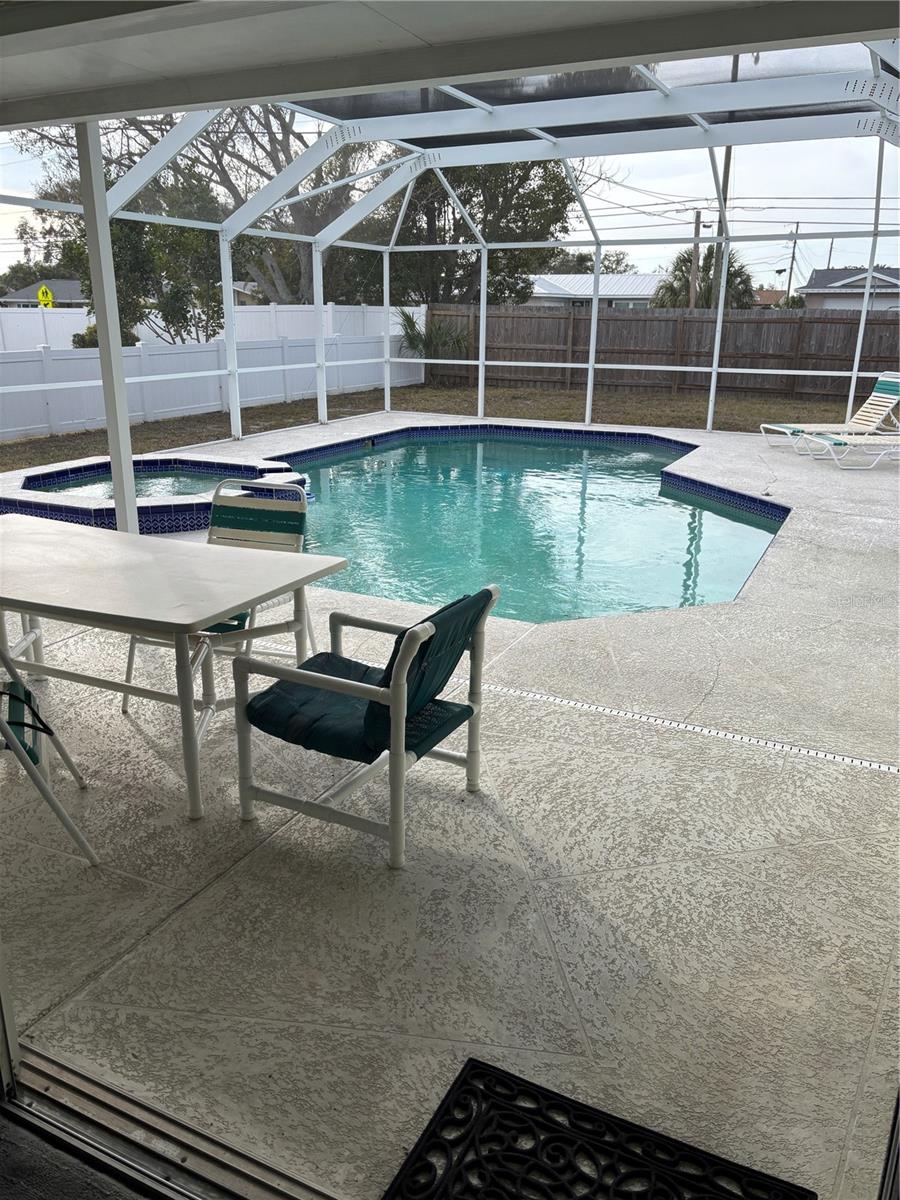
{"left": 477, "top": 248, "right": 488, "bottom": 417}
{"left": 312, "top": 244, "right": 328, "bottom": 422}
{"left": 280, "top": 336, "right": 290, "bottom": 404}
{"left": 382, "top": 250, "right": 391, "bottom": 411}
{"left": 789, "top": 313, "right": 803, "bottom": 400}
{"left": 584, "top": 248, "right": 602, "bottom": 425}
{"left": 673, "top": 313, "right": 684, "bottom": 397}
{"left": 846, "top": 138, "right": 884, "bottom": 420}
{"left": 36, "top": 345, "right": 56, "bottom": 435}
{"left": 135, "top": 341, "right": 150, "bottom": 421}
{"left": 564, "top": 305, "right": 575, "bottom": 389}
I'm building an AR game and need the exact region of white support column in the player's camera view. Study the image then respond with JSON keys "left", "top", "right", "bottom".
{"left": 218, "top": 231, "right": 242, "bottom": 439}
{"left": 477, "top": 247, "right": 488, "bottom": 418}
{"left": 382, "top": 250, "right": 392, "bottom": 411}
{"left": 312, "top": 244, "right": 328, "bottom": 423}
{"left": 584, "top": 246, "right": 603, "bottom": 425}
{"left": 706, "top": 238, "right": 730, "bottom": 432}
{"left": 846, "top": 138, "right": 885, "bottom": 421}
{"left": 74, "top": 121, "right": 139, "bottom": 534}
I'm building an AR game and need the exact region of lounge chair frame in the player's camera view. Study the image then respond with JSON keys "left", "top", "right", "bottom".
{"left": 760, "top": 371, "right": 900, "bottom": 450}
{"left": 795, "top": 430, "right": 900, "bottom": 469}
{"left": 233, "top": 587, "right": 498, "bottom": 869}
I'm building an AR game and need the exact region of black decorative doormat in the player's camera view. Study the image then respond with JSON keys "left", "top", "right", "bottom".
{"left": 382, "top": 1058, "right": 817, "bottom": 1199}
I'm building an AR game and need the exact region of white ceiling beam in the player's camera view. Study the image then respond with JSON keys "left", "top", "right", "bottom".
{"left": 562, "top": 161, "right": 599, "bottom": 244}
{"left": 106, "top": 108, "right": 221, "bottom": 217}
{"left": 864, "top": 38, "right": 899, "bottom": 71}
{"left": 437, "top": 84, "right": 493, "bottom": 113}
{"left": 221, "top": 127, "right": 349, "bottom": 240}
{"left": 317, "top": 157, "right": 426, "bottom": 249}
{"left": 389, "top": 180, "right": 416, "bottom": 248}
{"left": 428, "top": 112, "right": 894, "bottom": 170}
{"left": 337, "top": 71, "right": 879, "bottom": 144}
{"left": 707, "top": 148, "right": 730, "bottom": 239}
{"left": 433, "top": 168, "right": 485, "bottom": 245}
{"left": 280, "top": 154, "right": 420, "bottom": 208}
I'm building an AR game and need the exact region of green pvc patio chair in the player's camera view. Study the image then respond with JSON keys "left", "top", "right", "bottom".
{"left": 122, "top": 478, "right": 315, "bottom": 713}
{"left": 233, "top": 586, "right": 499, "bottom": 868}
{"left": 1, "top": 643, "right": 98, "bottom": 866}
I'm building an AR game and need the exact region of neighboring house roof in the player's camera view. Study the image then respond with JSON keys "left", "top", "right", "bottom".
{"left": 798, "top": 266, "right": 900, "bottom": 295}
{"left": 0, "top": 278, "right": 87, "bottom": 304}
{"left": 754, "top": 288, "right": 786, "bottom": 306}
{"left": 529, "top": 272, "right": 668, "bottom": 300}
{"left": 232, "top": 280, "right": 259, "bottom": 296}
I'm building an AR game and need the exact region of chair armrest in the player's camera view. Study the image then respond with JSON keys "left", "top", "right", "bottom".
{"left": 329, "top": 611, "right": 409, "bottom": 654}
{"left": 232, "top": 655, "right": 389, "bottom": 704}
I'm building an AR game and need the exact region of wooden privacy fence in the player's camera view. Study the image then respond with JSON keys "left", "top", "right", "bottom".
{"left": 427, "top": 305, "right": 898, "bottom": 400}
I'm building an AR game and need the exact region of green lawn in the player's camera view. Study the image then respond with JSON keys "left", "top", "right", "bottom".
{"left": 0, "top": 384, "right": 850, "bottom": 473}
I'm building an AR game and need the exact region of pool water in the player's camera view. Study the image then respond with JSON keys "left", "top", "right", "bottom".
{"left": 38, "top": 470, "right": 234, "bottom": 499}
{"left": 298, "top": 436, "right": 779, "bottom": 623}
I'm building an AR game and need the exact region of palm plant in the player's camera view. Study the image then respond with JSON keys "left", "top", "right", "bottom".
{"left": 652, "top": 246, "right": 756, "bottom": 309}
{"left": 397, "top": 308, "right": 467, "bottom": 384}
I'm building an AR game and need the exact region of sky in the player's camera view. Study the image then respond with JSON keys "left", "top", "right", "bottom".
{"left": 1, "top": 127, "right": 897, "bottom": 294}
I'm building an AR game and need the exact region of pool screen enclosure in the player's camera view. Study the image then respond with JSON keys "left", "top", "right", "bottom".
{"left": 0, "top": 29, "right": 897, "bottom": 533}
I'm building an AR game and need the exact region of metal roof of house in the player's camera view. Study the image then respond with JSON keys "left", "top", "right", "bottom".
{"left": 798, "top": 265, "right": 900, "bottom": 292}
{"left": 530, "top": 272, "right": 668, "bottom": 299}
{"left": 0, "top": 278, "right": 87, "bottom": 304}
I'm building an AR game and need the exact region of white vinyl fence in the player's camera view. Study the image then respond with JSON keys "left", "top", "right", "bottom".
{"left": 0, "top": 302, "right": 414, "bottom": 351}
{"left": 0, "top": 317, "right": 426, "bottom": 443}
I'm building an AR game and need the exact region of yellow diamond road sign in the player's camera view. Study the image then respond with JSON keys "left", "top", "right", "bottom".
{"left": 37, "top": 285, "right": 54, "bottom": 308}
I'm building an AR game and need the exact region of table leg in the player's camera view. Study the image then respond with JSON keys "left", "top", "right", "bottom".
{"left": 293, "top": 586, "right": 307, "bottom": 664}
{"left": 174, "top": 633, "right": 203, "bottom": 819}
{"left": 27, "top": 615, "right": 47, "bottom": 682}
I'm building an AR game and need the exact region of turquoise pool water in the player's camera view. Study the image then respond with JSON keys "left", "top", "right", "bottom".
{"left": 37, "top": 470, "right": 233, "bottom": 499}
{"left": 299, "top": 436, "right": 779, "bottom": 623}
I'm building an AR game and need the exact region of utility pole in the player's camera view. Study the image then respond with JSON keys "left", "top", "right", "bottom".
{"left": 785, "top": 222, "right": 800, "bottom": 302}
{"left": 688, "top": 209, "right": 701, "bottom": 308}
{"left": 826, "top": 238, "right": 834, "bottom": 268}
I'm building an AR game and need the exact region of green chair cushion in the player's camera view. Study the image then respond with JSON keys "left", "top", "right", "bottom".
{"left": 2, "top": 680, "right": 41, "bottom": 765}
{"left": 246, "top": 651, "right": 472, "bottom": 764}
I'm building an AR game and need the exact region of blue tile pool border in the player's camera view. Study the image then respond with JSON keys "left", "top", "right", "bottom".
{"left": 6, "top": 454, "right": 298, "bottom": 534}
{"left": 22, "top": 455, "right": 295, "bottom": 490}
{"left": 2, "top": 424, "right": 790, "bottom": 534}
{"left": 272, "top": 423, "right": 789, "bottom": 527}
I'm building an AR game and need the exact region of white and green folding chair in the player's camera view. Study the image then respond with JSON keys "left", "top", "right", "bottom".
{"left": 233, "top": 586, "right": 499, "bottom": 869}
{"left": 1, "top": 644, "right": 98, "bottom": 866}
{"left": 760, "top": 371, "right": 900, "bottom": 449}
{"left": 122, "top": 478, "right": 315, "bottom": 713}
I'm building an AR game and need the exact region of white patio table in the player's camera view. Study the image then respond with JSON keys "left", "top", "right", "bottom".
{"left": 0, "top": 515, "right": 347, "bottom": 819}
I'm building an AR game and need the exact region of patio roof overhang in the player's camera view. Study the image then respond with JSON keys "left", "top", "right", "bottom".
{"left": 0, "top": 3, "right": 897, "bottom": 534}
{"left": 1, "top": 0, "right": 897, "bottom": 129}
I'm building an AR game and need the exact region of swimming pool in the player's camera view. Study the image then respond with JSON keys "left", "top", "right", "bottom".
{"left": 296, "top": 434, "right": 782, "bottom": 623}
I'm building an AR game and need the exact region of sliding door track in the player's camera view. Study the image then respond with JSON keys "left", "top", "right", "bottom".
{"left": 9, "top": 1045, "right": 337, "bottom": 1200}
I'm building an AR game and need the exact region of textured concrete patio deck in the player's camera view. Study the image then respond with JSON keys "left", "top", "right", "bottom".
{"left": 1, "top": 413, "right": 897, "bottom": 1199}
